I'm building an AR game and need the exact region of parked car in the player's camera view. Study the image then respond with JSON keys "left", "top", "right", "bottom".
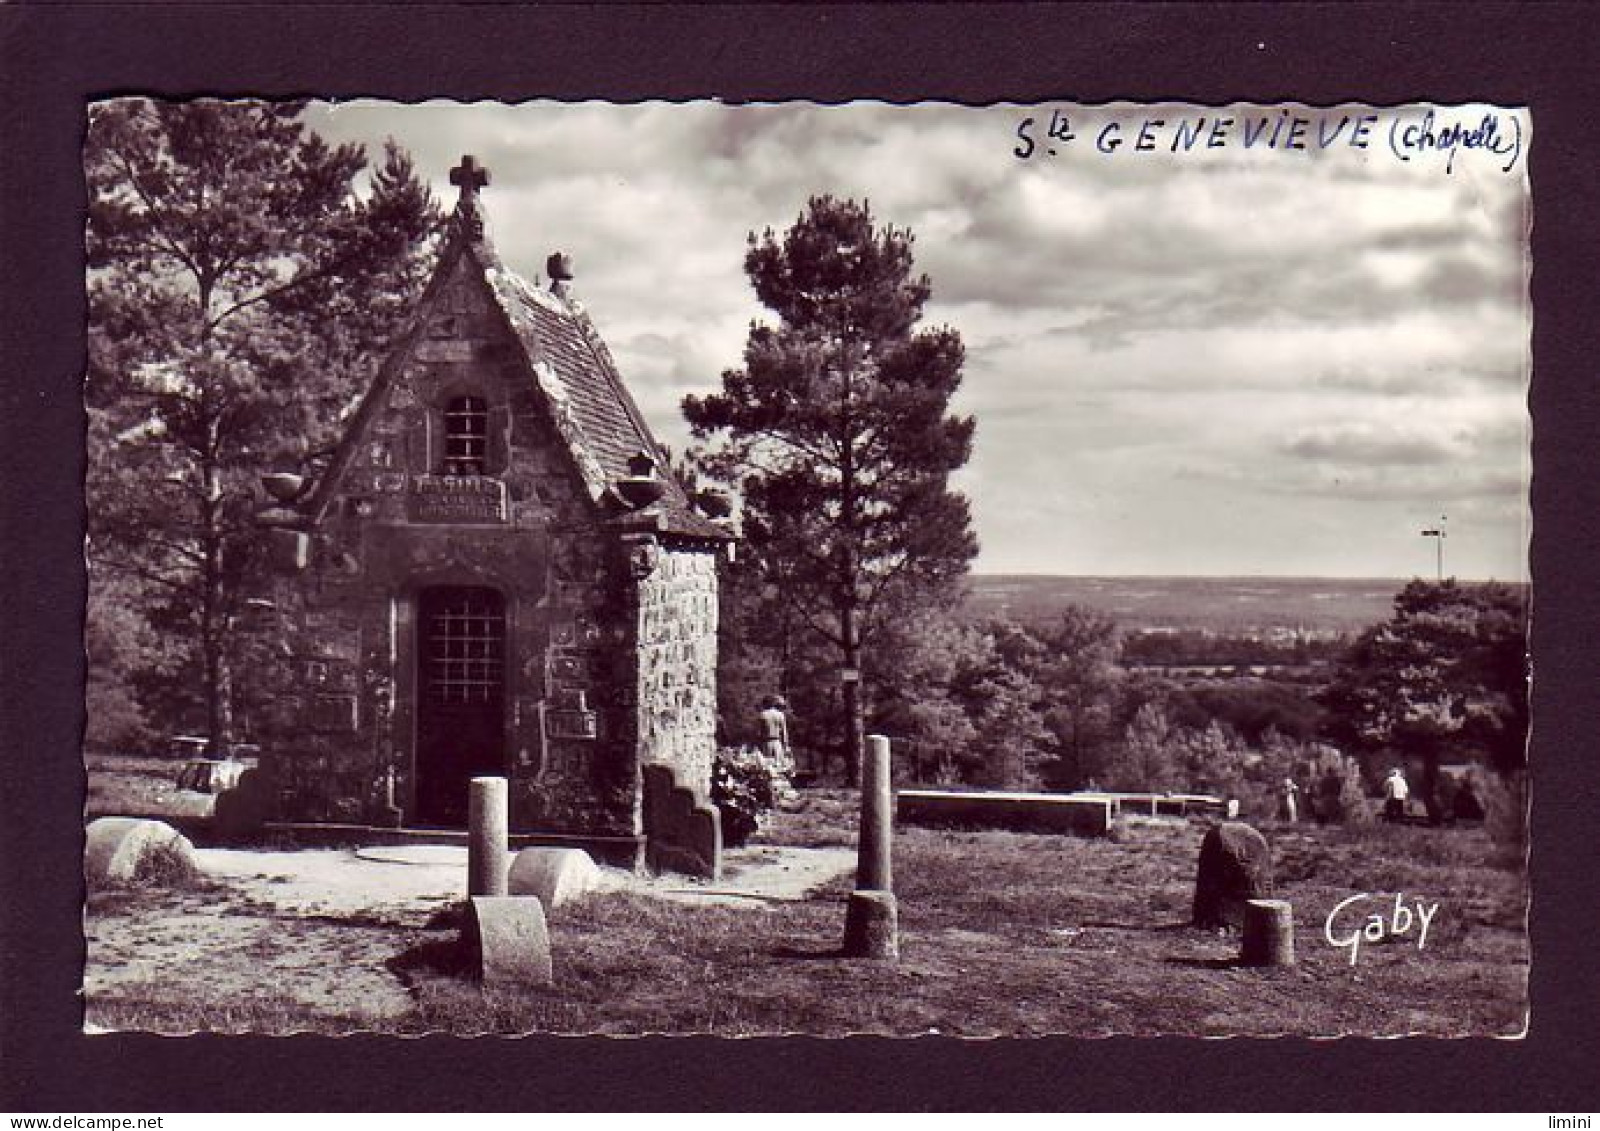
{"left": 169, "top": 736, "right": 260, "bottom": 794}
{"left": 166, "top": 735, "right": 211, "bottom": 760}
{"left": 166, "top": 735, "right": 260, "bottom": 761}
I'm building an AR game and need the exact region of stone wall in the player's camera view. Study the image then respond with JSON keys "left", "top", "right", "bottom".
{"left": 632, "top": 545, "right": 720, "bottom": 801}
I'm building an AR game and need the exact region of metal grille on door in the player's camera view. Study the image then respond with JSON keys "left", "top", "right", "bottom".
{"left": 425, "top": 588, "right": 504, "bottom": 703}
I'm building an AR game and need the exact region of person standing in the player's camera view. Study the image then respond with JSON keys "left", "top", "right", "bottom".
{"left": 1383, "top": 767, "right": 1410, "bottom": 823}
{"left": 758, "top": 695, "right": 791, "bottom": 765}
{"left": 1280, "top": 777, "right": 1301, "bottom": 823}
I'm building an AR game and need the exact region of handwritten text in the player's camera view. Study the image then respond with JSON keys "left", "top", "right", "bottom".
{"left": 1013, "top": 108, "right": 1525, "bottom": 175}
{"left": 1324, "top": 891, "right": 1441, "bottom": 966}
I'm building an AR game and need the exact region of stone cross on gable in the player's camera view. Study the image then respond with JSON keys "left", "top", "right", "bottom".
{"left": 450, "top": 156, "right": 489, "bottom": 240}
{"left": 450, "top": 155, "right": 490, "bottom": 203}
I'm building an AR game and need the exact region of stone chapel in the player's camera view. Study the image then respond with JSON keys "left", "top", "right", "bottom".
{"left": 245, "top": 157, "right": 731, "bottom": 872}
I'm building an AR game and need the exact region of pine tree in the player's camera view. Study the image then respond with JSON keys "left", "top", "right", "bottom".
{"left": 1037, "top": 605, "right": 1124, "bottom": 788}
{"left": 1320, "top": 579, "right": 1528, "bottom": 820}
{"left": 1113, "top": 701, "right": 1180, "bottom": 792}
{"left": 85, "top": 100, "right": 440, "bottom": 753}
{"left": 684, "top": 196, "right": 978, "bottom": 783}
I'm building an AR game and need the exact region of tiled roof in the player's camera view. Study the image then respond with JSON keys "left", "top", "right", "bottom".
{"left": 305, "top": 197, "right": 731, "bottom": 544}
{"left": 480, "top": 259, "right": 730, "bottom": 543}
{"left": 519, "top": 294, "right": 641, "bottom": 476}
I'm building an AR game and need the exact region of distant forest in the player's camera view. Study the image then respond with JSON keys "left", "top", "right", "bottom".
{"left": 962, "top": 575, "right": 1412, "bottom": 636}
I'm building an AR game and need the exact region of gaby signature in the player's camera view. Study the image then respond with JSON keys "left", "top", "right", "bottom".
{"left": 1324, "top": 892, "right": 1441, "bottom": 966}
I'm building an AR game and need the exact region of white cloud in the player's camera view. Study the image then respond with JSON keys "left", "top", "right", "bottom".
{"left": 305, "top": 99, "right": 1530, "bottom": 579}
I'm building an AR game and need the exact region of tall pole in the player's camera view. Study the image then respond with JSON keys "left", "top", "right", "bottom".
{"left": 1420, "top": 515, "right": 1447, "bottom": 582}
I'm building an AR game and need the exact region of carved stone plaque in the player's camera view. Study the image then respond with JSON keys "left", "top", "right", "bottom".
{"left": 546, "top": 708, "right": 598, "bottom": 741}
{"left": 407, "top": 475, "right": 508, "bottom": 524}
{"left": 310, "top": 694, "right": 358, "bottom": 732}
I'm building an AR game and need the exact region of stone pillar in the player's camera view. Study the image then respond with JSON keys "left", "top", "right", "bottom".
{"left": 857, "top": 734, "right": 893, "bottom": 892}
{"left": 843, "top": 735, "right": 898, "bottom": 959}
{"left": 1240, "top": 898, "right": 1296, "bottom": 967}
{"left": 468, "top": 776, "right": 509, "bottom": 897}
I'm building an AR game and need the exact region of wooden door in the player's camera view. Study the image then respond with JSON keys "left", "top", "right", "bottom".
{"left": 414, "top": 586, "right": 506, "bottom": 826}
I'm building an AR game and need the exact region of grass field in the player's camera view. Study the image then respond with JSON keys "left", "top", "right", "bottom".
{"left": 83, "top": 773, "right": 1528, "bottom": 1038}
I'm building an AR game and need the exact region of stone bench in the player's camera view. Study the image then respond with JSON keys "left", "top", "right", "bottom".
{"left": 1074, "top": 791, "right": 1226, "bottom": 818}
{"left": 896, "top": 789, "right": 1112, "bottom": 837}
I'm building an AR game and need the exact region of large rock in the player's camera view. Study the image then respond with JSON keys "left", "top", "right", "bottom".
{"left": 84, "top": 817, "right": 196, "bottom": 890}
{"left": 461, "top": 896, "right": 552, "bottom": 987}
{"left": 507, "top": 848, "right": 600, "bottom": 912}
{"left": 1192, "top": 820, "right": 1274, "bottom": 929}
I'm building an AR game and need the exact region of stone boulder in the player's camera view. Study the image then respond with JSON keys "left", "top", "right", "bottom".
{"left": 84, "top": 817, "right": 197, "bottom": 890}
{"left": 1192, "top": 820, "right": 1274, "bottom": 929}
{"left": 507, "top": 848, "right": 601, "bottom": 913}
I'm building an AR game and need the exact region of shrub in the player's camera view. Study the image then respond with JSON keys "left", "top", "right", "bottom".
{"left": 132, "top": 838, "right": 203, "bottom": 888}
{"left": 1337, "top": 762, "right": 1375, "bottom": 826}
{"left": 711, "top": 744, "right": 795, "bottom": 848}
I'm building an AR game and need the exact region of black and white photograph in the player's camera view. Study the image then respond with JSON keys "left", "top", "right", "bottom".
{"left": 79, "top": 98, "right": 1530, "bottom": 1039}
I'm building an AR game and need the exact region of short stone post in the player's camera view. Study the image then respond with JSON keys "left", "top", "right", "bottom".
{"left": 1240, "top": 898, "right": 1296, "bottom": 967}
{"left": 843, "top": 890, "right": 899, "bottom": 959}
{"left": 462, "top": 896, "right": 553, "bottom": 987}
{"left": 468, "top": 775, "right": 509, "bottom": 898}
{"left": 842, "top": 734, "right": 898, "bottom": 959}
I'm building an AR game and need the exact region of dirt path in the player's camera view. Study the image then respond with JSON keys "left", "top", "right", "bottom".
{"left": 201, "top": 843, "right": 856, "bottom": 910}
{"left": 637, "top": 844, "right": 856, "bottom": 906}
{"left": 85, "top": 842, "right": 855, "bottom": 1031}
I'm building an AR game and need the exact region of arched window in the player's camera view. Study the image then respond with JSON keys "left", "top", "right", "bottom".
{"left": 442, "top": 395, "right": 488, "bottom": 475}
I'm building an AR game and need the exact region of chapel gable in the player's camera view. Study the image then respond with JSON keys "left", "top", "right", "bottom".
{"left": 248, "top": 156, "right": 730, "bottom": 874}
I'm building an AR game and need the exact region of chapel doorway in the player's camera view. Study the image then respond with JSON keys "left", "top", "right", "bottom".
{"left": 414, "top": 585, "right": 507, "bottom": 827}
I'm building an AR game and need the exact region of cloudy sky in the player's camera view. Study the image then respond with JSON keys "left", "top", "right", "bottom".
{"left": 308, "top": 101, "right": 1530, "bottom": 580}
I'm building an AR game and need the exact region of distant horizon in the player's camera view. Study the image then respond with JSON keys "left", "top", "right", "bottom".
{"left": 967, "top": 571, "right": 1526, "bottom": 584}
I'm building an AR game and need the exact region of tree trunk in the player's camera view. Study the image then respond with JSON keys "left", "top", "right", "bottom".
{"left": 841, "top": 606, "right": 864, "bottom": 788}
{"left": 202, "top": 585, "right": 233, "bottom": 755}
{"left": 200, "top": 441, "right": 233, "bottom": 756}
{"left": 1420, "top": 746, "right": 1443, "bottom": 825}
